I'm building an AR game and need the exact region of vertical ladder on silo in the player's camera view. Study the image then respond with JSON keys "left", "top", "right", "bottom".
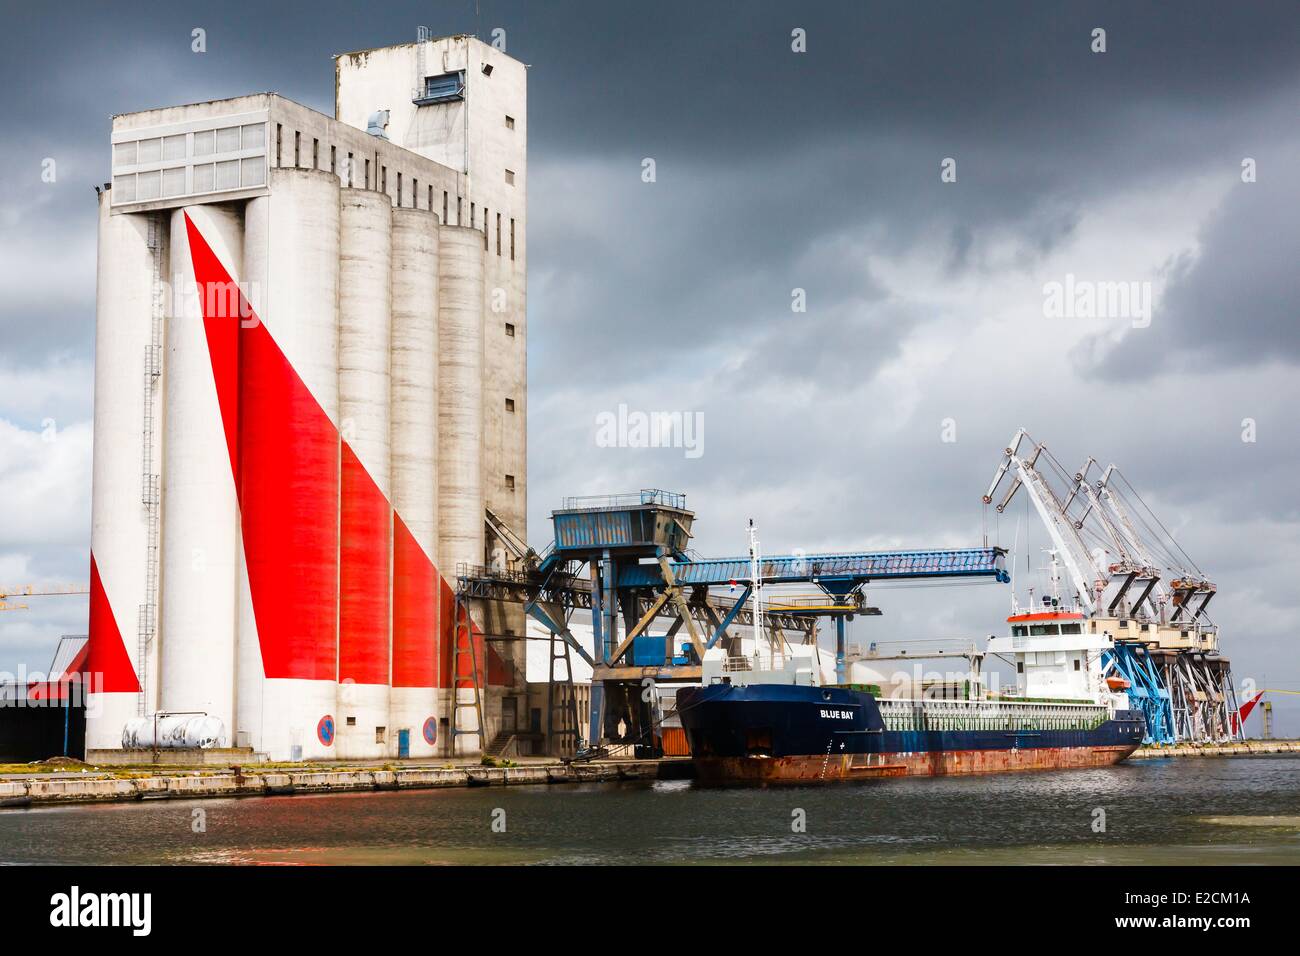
{"left": 545, "top": 626, "right": 581, "bottom": 757}
{"left": 449, "top": 591, "right": 486, "bottom": 756}
{"left": 137, "top": 212, "right": 164, "bottom": 716}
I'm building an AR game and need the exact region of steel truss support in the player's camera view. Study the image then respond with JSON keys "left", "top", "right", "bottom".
{"left": 1102, "top": 641, "right": 1176, "bottom": 745}
{"left": 1158, "top": 651, "right": 1237, "bottom": 743}
{"left": 545, "top": 621, "right": 582, "bottom": 757}
{"left": 448, "top": 592, "right": 486, "bottom": 756}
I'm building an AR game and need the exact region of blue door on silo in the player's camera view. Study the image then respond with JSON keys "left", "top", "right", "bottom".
{"left": 398, "top": 729, "right": 410, "bottom": 758}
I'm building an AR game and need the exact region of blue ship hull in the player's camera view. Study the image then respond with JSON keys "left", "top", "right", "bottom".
{"left": 677, "top": 683, "right": 1145, "bottom": 783}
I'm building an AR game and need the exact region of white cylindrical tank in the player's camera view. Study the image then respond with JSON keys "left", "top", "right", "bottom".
{"left": 336, "top": 190, "right": 393, "bottom": 760}
{"left": 122, "top": 713, "right": 227, "bottom": 750}
{"left": 389, "top": 208, "right": 440, "bottom": 757}
{"left": 160, "top": 204, "right": 242, "bottom": 739}
{"left": 437, "top": 225, "right": 486, "bottom": 751}
{"left": 239, "top": 168, "right": 341, "bottom": 761}
{"left": 86, "top": 195, "right": 159, "bottom": 751}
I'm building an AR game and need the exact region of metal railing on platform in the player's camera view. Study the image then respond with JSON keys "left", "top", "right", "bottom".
{"left": 559, "top": 489, "right": 687, "bottom": 511}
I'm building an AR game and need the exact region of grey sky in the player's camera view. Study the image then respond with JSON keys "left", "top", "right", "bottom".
{"left": 1, "top": 1, "right": 1297, "bottom": 731}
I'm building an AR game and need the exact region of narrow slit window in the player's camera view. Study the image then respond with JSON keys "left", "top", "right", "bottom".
{"left": 275, "top": 124, "right": 282, "bottom": 166}
{"left": 505, "top": 322, "right": 515, "bottom": 337}
{"left": 457, "top": 196, "right": 462, "bottom": 225}
{"left": 346, "top": 152, "right": 353, "bottom": 187}
{"left": 496, "top": 212, "right": 501, "bottom": 255}
{"left": 510, "top": 218, "right": 515, "bottom": 261}
{"left": 505, "top": 115, "right": 515, "bottom": 130}
{"left": 312, "top": 138, "right": 319, "bottom": 169}
{"left": 293, "top": 130, "right": 300, "bottom": 167}
{"left": 330, "top": 145, "right": 336, "bottom": 175}
{"left": 505, "top": 398, "right": 515, "bottom": 412}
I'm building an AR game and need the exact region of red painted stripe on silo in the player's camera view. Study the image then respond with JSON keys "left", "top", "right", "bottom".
{"left": 487, "top": 644, "right": 511, "bottom": 685}
{"left": 438, "top": 578, "right": 456, "bottom": 688}
{"left": 184, "top": 217, "right": 338, "bottom": 682}
{"left": 85, "top": 553, "right": 140, "bottom": 693}
{"left": 237, "top": 317, "right": 339, "bottom": 680}
{"left": 182, "top": 212, "right": 240, "bottom": 481}
{"left": 392, "top": 514, "right": 437, "bottom": 687}
{"left": 338, "top": 442, "right": 391, "bottom": 686}
{"left": 179, "top": 212, "right": 506, "bottom": 691}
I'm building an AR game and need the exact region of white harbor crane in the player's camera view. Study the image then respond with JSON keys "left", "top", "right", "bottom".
{"left": 1065, "top": 458, "right": 1164, "bottom": 619}
{"left": 983, "top": 429, "right": 1237, "bottom": 745}
{"left": 1090, "top": 462, "right": 1217, "bottom": 628}
{"left": 982, "top": 428, "right": 1112, "bottom": 616}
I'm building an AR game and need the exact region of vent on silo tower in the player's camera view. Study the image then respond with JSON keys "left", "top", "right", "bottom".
{"left": 367, "top": 110, "right": 390, "bottom": 139}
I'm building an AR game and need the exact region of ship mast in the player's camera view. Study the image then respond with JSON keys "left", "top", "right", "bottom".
{"left": 748, "top": 518, "right": 764, "bottom": 666}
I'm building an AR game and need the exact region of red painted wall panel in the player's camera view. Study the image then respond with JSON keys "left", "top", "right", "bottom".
{"left": 185, "top": 217, "right": 338, "bottom": 682}
{"left": 338, "top": 443, "right": 391, "bottom": 686}
{"left": 391, "top": 514, "right": 436, "bottom": 687}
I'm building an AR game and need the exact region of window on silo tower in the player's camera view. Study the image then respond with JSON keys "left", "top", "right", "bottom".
{"left": 417, "top": 71, "right": 465, "bottom": 104}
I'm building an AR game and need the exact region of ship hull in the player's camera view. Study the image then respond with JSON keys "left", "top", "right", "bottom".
{"left": 678, "top": 683, "right": 1144, "bottom": 785}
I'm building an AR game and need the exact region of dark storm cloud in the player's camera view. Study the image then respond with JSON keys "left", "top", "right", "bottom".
{"left": 516, "top": 1, "right": 1300, "bottom": 391}
{"left": 7, "top": 0, "right": 1298, "bottom": 376}
{"left": 515, "top": 2, "right": 1300, "bottom": 156}
{"left": 1077, "top": 160, "right": 1300, "bottom": 378}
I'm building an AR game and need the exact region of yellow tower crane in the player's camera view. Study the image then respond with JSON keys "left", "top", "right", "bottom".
{"left": 0, "top": 584, "right": 90, "bottom": 612}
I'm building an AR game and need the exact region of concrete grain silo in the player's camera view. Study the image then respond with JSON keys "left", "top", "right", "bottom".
{"left": 89, "top": 34, "right": 527, "bottom": 761}
{"left": 86, "top": 195, "right": 160, "bottom": 750}
{"left": 389, "top": 208, "right": 441, "bottom": 757}
{"left": 239, "top": 168, "right": 341, "bottom": 760}
{"left": 437, "top": 225, "right": 486, "bottom": 749}
{"left": 336, "top": 190, "right": 393, "bottom": 759}
{"left": 159, "top": 204, "right": 243, "bottom": 745}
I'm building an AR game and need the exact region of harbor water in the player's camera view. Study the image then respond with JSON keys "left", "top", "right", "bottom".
{"left": 2, "top": 755, "right": 1298, "bottom": 865}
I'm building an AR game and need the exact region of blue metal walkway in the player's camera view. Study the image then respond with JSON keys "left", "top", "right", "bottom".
{"left": 616, "top": 548, "right": 1007, "bottom": 589}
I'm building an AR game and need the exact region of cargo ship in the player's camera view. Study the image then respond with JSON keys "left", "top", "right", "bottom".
{"left": 678, "top": 554, "right": 1146, "bottom": 783}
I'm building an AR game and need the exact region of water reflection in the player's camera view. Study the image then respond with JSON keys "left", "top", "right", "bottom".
{"left": 1, "top": 756, "right": 1298, "bottom": 865}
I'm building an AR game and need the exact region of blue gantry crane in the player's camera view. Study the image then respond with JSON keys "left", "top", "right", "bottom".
{"left": 458, "top": 490, "right": 1008, "bottom": 755}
